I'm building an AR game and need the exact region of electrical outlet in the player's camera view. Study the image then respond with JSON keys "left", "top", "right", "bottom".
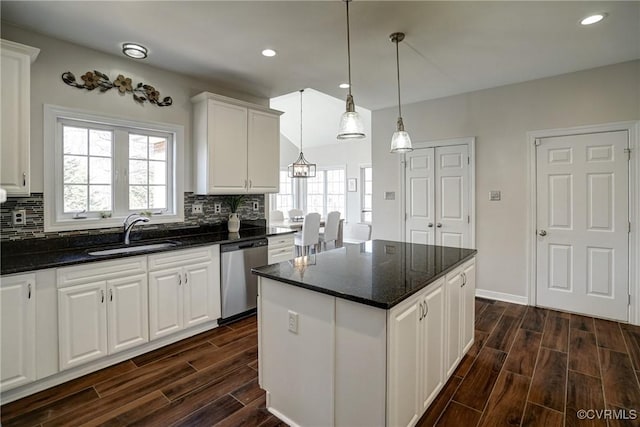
{"left": 489, "top": 191, "right": 501, "bottom": 201}
{"left": 192, "top": 204, "right": 203, "bottom": 214}
{"left": 214, "top": 203, "right": 221, "bottom": 214}
{"left": 12, "top": 209, "right": 26, "bottom": 226}
{"left": 252, "top": 201, "right": 259, "bottom": 211}
{"left": 288, "top": 310, "right": 298, "bottom": 334}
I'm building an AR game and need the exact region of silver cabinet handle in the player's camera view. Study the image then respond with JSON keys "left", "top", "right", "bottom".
{"left": 436, "top": 223, "right": 442, "bottom": 228}
{"left": 22, "top": 172, "right": 26, "bottom": 187}
{"left": 418, "top": 301, "right": 424, "bottom": 321}
{"left": 178, "top": 274, "right": 182, "bottom": 286}
{"left": 424, "top": 301, "right": 429, "bottom": 317}
{"left": 101, "top": 290, "right": 104, "bottom": 303}
{"left": 461, "top": 272, "right": 466, "bottom": 287}
{"left": 28, "top": 283, "right": 32, "bottom": 299}
{"left": 249, "top": 179, "right": 252, "bottom": 188}
{"left": 428, "top": 223, "right": 434, "bottom": 228}
{"left": 109, "top": 288, "right": 113, "bottom": 301}
{"left": 244, "top": 179, "right": 248, "bottom": 189}
{"left": 185, "top": 273, "right": 188, "bottom": 285}
{"left": 539, "top": 230, "right": 547, "bottom": 236}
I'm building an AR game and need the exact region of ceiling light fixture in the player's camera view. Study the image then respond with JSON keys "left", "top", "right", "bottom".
{"left": 339, "top": 83, "right": 350, "bottom": 89}
{"left": 122, "top": 43, "right": 148, "bottom": 59}
{"left": 288, "top": 89, "right": 316, "bottom": 178}
{"left": 580, "top": 13, "right": 607, "bottom": 25}
{"left": 337, "top": 0, "right": 365, "bottom": 140}
{"left": 389, "top": 32, "right": 413, "bottom": 153}
{"left": 262, "top": 49, "right": 277, "bottom": 57}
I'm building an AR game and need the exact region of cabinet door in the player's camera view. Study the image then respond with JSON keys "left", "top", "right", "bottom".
{"left": 445, "top": 269, "right": 463, "bottom": 377}
{"left": 0, "top": 274, "right": 36, "bottom": 391}
{"left": 149, "top": 268, "right": 183, "bottom": 339}
{"left": 107, "top": 274, "right": 149, "bottom": 354}
{"left": 207, "top": 100, "right": 248, "bottom": 193}
{"left": 58, "top": 282, "right": 108, "bottom": 370}
{"left": 461, "top": 259, "right": 476, "bottom": 353}
{"left": 0, "top": 42, "right": 34, "bottom": 195}
{"left": 387, "top": 296, "right": 421, "bottom": 427}
{"left": 247, "top": 109, "right": 280, "bottom": 193}
{"left": 420, "top": 279, "right": 445, "bottom": 411}
{"left": 183, "top": 262, "right": 217, "bottom": 328}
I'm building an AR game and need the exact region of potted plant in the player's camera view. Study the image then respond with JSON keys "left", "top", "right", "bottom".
{"left": 224, "top": 195, "right": 246, "bottom": 232}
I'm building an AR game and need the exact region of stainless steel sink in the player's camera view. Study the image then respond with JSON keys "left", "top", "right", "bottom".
{"left": 88, "top": 241, "right": 179, "bottom": 256}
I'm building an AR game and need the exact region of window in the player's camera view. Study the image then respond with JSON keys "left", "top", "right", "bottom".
{"left": 45, "top": 105, "right": 183, "bottom": 231}
{"left": 361, "top": 166, "right": 372, "bottom": 223}
{"left": 272, "top": 170, "right": 295, "bottom": 213}
{"left": 306, "top": 168, "right": 345, "bottom": 218}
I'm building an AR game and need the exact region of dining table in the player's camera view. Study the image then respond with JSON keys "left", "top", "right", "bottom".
{"left": 269, "top": 218, "right": 344, "bottom": 248}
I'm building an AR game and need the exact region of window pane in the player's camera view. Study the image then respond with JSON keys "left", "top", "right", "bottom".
{"left": 149, "top": 186, "right": 167, "bottom": 209}
{"left": 89, "top": 185, "right": 111, "bottom": 211}
{"left": 63, "top": 126, "right": 88, "bottom": 155}
{"left": 363, "top": 212, "right": 372, "bottom": 223}
{"left": 129, "top": 134, "right": 148, "bottom": 159}
{"left": 149, "top": 161, "right": 166, "bottom": 185}
{"left": 364, "top": 195, "right": 372, "bottom": 209}
{"left": 89, "top": 129, "right": 112, "bottom": 156}
{"left": 149, "top": 137, "right": 167, "bottom": 160}
{"left": 63, "top": 185, "right": 87, "bottom": 212}
{"left": 89, "top": 157, "right": 111, "bottom": 184}
{"left": 63, "top": 155, "right": 87, "bottom": 184}
{"left": 129, "top": 185, "right": 148, "bottom": 210}
{"left": 129, "top": 160, "right": 148, "bottom": 184}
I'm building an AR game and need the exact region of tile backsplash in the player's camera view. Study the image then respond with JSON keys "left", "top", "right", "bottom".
{"left": 0, "top": 192, "right": 265, "bottom": 241}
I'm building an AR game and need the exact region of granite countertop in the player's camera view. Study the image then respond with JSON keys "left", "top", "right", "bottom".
{"left": 1, "top": 224, "right": 295, "bottom": 275}
{"left": 252, "top": 240, "right": 477, "bottom": 309}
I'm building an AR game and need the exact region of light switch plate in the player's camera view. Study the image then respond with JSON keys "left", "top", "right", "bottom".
{"left": 384, "top": 191, "right": 396, "bottom": 201}
{"left": 489, "top": 191, "right": 501, "bottom": 201}
{"left": 252, "top": 201, "right": 259, "bottom": 211}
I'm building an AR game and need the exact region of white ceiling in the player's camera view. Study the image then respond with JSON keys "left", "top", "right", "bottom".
{"left": 1, "top": 1, "right": 639, "bottom": 110}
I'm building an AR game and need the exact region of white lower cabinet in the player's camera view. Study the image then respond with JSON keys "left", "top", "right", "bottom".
{"left": 267, "top": 234, "right": 295, "bottom": 264}
{"left": 388, "top": 278, "right": 445, "bottom": 427}
{"left": 148, "top": 246, "right": 220, "bottom": 340}
{"left": 57, "top": 257, "right": 148, "bottom": 370}
{"left": 461, "top": 259, "right": 476, "bottom": 353}
{"left": 444, "top": 267, "right": 463, "bottom": 377}
{"left": 0, "top": 274, "right": 36, "bottom": 392}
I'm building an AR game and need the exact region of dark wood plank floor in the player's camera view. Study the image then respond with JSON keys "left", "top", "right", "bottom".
{"left": 3, "top": 299, "right": 640, "bottom": 426}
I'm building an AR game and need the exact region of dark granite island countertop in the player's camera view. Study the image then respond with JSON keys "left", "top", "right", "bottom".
{"left": 252, "top": 239, "right": 477, "bottom": 309}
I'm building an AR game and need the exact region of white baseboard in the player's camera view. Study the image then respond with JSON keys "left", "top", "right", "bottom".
{"left": 475, "top": 289, "right": 528, "bottom": 305}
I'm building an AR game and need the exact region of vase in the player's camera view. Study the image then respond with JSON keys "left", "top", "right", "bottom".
{"left": 228, "top": 212, "right": 240, "bottom": 232}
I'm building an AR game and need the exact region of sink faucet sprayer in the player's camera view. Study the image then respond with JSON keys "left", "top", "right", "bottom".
{"left": 123, "top": 213, "right": 150, "bottom": 244}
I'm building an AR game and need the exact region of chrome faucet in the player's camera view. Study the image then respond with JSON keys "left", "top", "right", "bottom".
{"left": 123, "top": 213, "right": 150, "bottom": 245}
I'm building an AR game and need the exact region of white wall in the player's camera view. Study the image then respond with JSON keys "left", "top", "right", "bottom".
{"left": 372, "top": 60, "right": 640, "bottom": 300}
{"left": 1, "top": 23, "right": 268, "bottom": 193}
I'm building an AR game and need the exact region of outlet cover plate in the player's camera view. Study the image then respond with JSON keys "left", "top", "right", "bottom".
{"left": 214, "top": 203, "right": 221, "bottom": 214}
{"left": 192, "top": 204, "right": 203, "bottom": 214}
{"left": 12, "top": 209, "right": 26, "bottom": 226}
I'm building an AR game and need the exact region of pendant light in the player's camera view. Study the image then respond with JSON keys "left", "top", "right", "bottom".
{"left": 389, "top": 32, "right": 413, "bottom": 153}
{"left": 288, "top": 89, "right": 316, "bottom": 178}
{"left": 337, "top": 0, "right": 365, "bottom": 140}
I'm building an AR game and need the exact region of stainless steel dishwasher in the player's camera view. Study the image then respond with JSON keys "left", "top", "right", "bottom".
{"left": 220, "top": 237, "right": 268, "bottom": 321}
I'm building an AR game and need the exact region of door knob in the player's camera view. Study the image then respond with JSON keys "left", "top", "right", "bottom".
{"left": 436, "top": 223, "right": 442, "bottom": 228}
{"left": 539, "top": 230, "right": 547, "bottom": 237}
{"left": 428, "top": 223, "right": 433, "bottom": 228}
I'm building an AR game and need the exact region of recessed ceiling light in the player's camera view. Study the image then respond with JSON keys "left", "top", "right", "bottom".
{"left": 262, "top": 49, "right": 277, "bottom": 57}
{"left": 580, "top": 13, "right": 606, "bottom": 26}
{"left": 339, "top": 83, "right": 350, "bottom": 89}
{"left": 122, "top": 43, "right": 148, "bottom": 59}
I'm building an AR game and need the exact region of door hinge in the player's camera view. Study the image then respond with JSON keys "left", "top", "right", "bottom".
{"left": 624, "top": 148, "right": 631, "bottom": 161}
{"left": 467, "top": 156, "right": 470, "bottom": 165}
{"left": 534, "top": 139, "right": 542, "bottom": 147}
{"left": 629, "top": 294, "right": 632, "bottom": 305}
{"left": 630, "top": 221, "right": 632, "bottom": 233}
{"left": 467, "top": 215, "right": 470, "bottom": 224}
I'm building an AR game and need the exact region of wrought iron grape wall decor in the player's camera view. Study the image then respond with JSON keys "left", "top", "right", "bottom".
{"left": 61, "top": 70, "right": 173, "bottom": 107}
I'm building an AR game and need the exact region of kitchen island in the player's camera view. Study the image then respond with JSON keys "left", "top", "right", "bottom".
{"left": 252, "top": 240, "right": 477, "bottom": 427}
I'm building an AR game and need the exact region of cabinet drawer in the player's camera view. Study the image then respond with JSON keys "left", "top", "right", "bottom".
{"left": 268, "top": 248, "right": 295, "bottom": 264}
{"left": 57, "top": 256, "right": 146, "bottom": 288}
{"left": 148, "top": 246, "right": 214, "bottom": 271}
{"left": 267, "top": 235, "right": 294, "bottom": 250}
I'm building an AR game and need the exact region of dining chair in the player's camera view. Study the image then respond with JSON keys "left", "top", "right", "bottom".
{"left": 343, "top": 223, "right": 372, "bottom": 244}
{"left": 294, "top": 212, "right": 321, "bottom": 256}
{"left": 270, "top": 210, "right": 284, "bottom": 222}
{"left": 319, "top": 211, "right": 341, "bottom": 251}
{"left": 288, "top": 209, "right": 304, "bottom": 220}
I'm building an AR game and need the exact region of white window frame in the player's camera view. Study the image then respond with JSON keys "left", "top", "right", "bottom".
{"left": 303, "top": 165, "right": 346, "bottom": 218}
{"left": 44, "top": 104, "right": 184, "bottom": 232}
{"left": 360, "top": 164, "right": 372, "bottom": 224}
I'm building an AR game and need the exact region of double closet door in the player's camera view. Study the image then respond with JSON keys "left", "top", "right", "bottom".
{"left": 405, "top": 145, "right": 471, "bottom": 248}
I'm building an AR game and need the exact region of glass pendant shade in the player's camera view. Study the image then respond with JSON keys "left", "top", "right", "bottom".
{"left": 389, "top": 32, "right": 413, "bottom": 153}
{"left": 288, "top": 152, "right": 316, "bottom": 178}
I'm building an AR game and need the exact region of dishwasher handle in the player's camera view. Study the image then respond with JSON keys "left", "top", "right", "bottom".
{"left": 221, "top": 238, "right": 268, "bottom": 253}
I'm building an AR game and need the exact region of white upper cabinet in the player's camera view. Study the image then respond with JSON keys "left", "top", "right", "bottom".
{"left": 0, "top": 39, "right": 39, "bottom": 196}
{"left": 192, "top": 92, "right": 282, "bottom": 195}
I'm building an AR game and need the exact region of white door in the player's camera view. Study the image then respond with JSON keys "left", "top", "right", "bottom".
{"left": 107, "top": 274, "right": 149, "bottom": 354}
{"left": 420, "top": 279, "right": 445, "bottom": 412}
{"left": 58, "top": 282, "right": 108, "bottom": 370}
{"left": 461, "top": 259, "right": 476, "bottom": 353}
{"left": 183, "top": 262, "right": 216, "bottom": 328}
{"left": 247, "top": 109, "right": 280, "bottom": 193}
{"left": 149, "top": 268, "right": 183, "bottom": 339}
{"left": 536, "top": 131, "right": 629, "bottom": 321}
{"left": 405, "top": 148, "right": 435, "bottom": 245}
{"left": 405, "top": 145, "right": 471, "bottom": 248}
{"left": 0, "top": 274, "right": 35, "bottom": 391}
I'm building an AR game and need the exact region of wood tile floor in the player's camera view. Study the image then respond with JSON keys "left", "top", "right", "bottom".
{"left": 3, "top": 299, "right": 640, "bottom": 426}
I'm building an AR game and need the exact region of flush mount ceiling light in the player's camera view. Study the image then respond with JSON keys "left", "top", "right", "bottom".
{"left": 580, "top": 13, "right": 607, "bottom": 25}
{"left": 389, "top": 32, "right": 413, "bottom": 153}
{"left": 262, "top": 48, "right": 277, "bottom": 57}
{"left": 122, "top": 43, "right": 148, "bottom": 59}
{"left": 337, "top": 0, "right": 365, "bottom": 140}
{"left": 339, "top": 83, "right": 350, "bottom": 89}
{"left": 288, "top": 89, "right": 316, "bottom": 178}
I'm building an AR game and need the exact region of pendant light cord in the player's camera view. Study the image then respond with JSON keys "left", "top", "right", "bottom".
{"left": 299, "top": 89, "right": 304, "bottom": 152}
{"left": 395, "top": 38, "right": 402, "bottom": 118}
{"left": 345, "top": 0, "right": 353, "bottom": 97}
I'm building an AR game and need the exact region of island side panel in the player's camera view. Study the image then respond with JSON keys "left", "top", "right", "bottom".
{"left": 335, "top": 298, "right": 387, "bottom": 427}
{"left": 258, "top": 277, "right": 335, "bottom": 427}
